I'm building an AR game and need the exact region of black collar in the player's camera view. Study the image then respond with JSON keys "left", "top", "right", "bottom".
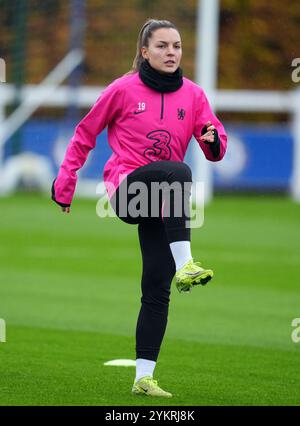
{"left": 139, "top": 60, "right": 183, "bottom": 93}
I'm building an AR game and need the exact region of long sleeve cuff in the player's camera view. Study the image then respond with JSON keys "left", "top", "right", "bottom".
{"left": 51, "top": 179, "right": 71, "bottom": 208}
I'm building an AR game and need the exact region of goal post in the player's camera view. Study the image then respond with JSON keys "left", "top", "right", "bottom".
{"left": 192, "top": 0, "right": 221, "bottom": 205}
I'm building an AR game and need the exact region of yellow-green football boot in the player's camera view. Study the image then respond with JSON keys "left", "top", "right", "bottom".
{"left": 132, "top": 376, "right": 172, "bottom": 398}
{"left": 175, "top": 259, "right": 214, "bottom": 293}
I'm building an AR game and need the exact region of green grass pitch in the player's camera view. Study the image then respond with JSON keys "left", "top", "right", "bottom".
{"left": 0, "top": 193, "right": 300, "bottom": 406}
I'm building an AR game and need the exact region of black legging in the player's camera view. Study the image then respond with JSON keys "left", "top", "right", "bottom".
{"left": 110, "top": 161, "right": 192, "bottom": 361}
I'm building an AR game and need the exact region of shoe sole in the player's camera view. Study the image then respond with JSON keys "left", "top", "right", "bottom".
{"left": 132, "top": 388, "right": 172, "bottom": 398}
{"left": 132, "top": 389, "right": 146, "bottom": 396}
{"left": 177, "top": 270, "right": 214, "bottom": 293}
{"left": 193, "top": 270, "right": 214, "bottom": 286}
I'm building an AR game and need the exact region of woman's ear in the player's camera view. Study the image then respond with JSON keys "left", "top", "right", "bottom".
{"left": 141, "top": 47, "right": 149, "bottom": 60}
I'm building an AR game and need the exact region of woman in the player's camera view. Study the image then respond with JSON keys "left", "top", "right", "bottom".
{"left": 52, "top": 19, "right": 227, "bottom": 398}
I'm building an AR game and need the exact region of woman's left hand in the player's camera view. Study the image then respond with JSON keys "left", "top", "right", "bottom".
{"left": 200, "top": 121, "right": 216, "bottom": 143}
{"left": 61, "top": 206, "right": 71, "bottom": 213}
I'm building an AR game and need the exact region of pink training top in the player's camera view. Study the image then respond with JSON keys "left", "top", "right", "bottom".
{"left": 54, "top": 72, "right": 227, "bottom": 204}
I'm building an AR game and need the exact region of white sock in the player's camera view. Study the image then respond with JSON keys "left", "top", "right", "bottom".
{"left": 169, "top": 241, "right": 192, "bottom": 272}
{"left": 135, "top": 358, "right": 156, "bottom": 382}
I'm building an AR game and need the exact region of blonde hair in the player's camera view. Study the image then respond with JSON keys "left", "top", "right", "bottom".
{"left": 131, "top": 19, "right": 179, "bottom": 72}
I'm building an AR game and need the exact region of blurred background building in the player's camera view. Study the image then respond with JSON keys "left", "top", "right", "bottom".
{"left": 0, "top": 0, "right": 300, "bottom": 200}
